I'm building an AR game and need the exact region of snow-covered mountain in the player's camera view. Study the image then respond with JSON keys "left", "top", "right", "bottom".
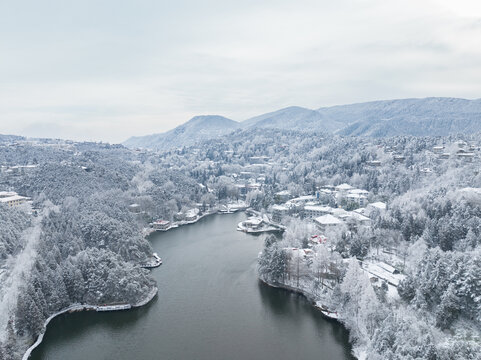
{"left": 123, "top": 97, "right": 481, "bottom": 150}
{"left": 326, "top": 97, "right": 481, "bottom": 137}
{"left": 123, "top": 115, "right": 240, "bottom": 150}
{"left": 123, "top": 107, "right": 341, "bottom": 151}
{"left": 242, "top": 106, "right": 343, "bottom": 133}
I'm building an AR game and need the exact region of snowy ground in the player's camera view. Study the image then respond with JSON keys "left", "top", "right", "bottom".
{"left": 360, "top": 260, "right": 405, "bottom": 286}
{"left": 0, "top": 214, "right": 44, "bottom": 342}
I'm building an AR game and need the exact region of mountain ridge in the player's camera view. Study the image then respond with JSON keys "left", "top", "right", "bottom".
{"left": 123, "top": 115, "right": 239, "bottom": 150}
{"left": 123, "top": 97, "right": 481, "bottom": 150}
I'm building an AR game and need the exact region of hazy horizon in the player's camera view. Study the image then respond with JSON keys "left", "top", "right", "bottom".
{"left": 2, "top": 0, "right": 481, "bottom": 143}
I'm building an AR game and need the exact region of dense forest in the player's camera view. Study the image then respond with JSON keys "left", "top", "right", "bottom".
{"left": 1, "top": 130, "right": 480, "bottom": 359}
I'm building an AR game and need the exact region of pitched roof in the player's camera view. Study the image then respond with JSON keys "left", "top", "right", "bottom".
{"left": 314, "top": 214, "right": 342, "bottom": 225}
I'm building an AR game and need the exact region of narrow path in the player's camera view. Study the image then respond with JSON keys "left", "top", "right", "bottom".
{"left": 0, "top": 207, "right": 52, "bottom": 342}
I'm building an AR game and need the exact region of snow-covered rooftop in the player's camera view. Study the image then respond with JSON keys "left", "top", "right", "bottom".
{"left": 330, "top": 208, "right": 348, "bottom": 217}
{"left": 290, "top": 195, "right": 317, "bottom": 202}
{"left": 0, "top": 191, "right": 17, "bottom": 198}
{"left": 314, "top": 214, "right": 343, "bottom": 225}
{"left": 0, "top": 195, "right": 28, "bottom": 203}
{"left": 349, "top": 189, "right": 369, "bottom": 195}
{"left": 335, "top": 183, "right": 353, "bottom": 191}
{"left": 368, "top": 202, "right": 387, "bottom": 210}
{"left": 361, "top": 260, "right": 404, "bottom": 286}
{"left": 346, "top": 193, "right": 367, "bottom": 199}
{"left": 304, "top": 205, "right": 332, "bottom": 212}
{"left": 354, "top": 207, "right": 366, "bottom": 215}
{"left": 245, "top": 217, "right": 263, "bottom": 226}
{"left": 348, "top": 212, "right": 371, "bottom": 223}
{"left": 153, "top": 220, "right": 170, "bottom": 225}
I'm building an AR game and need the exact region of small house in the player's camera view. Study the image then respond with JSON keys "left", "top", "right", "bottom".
{"left": 153, "top": 220, "right": 171, "bottom": 230}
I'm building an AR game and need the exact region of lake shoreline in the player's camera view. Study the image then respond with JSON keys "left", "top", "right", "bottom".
{"left": 258, "top": 278, "right": 363, "bottom": 360}
{"left": 144, "top": 208, "right": 219, "bottom": 236}
{"left": 22, "top": 285, "right": 158, "bottom": 360}
{"left": 27, "top": 213, "right": 353, "bottom": 360}
{"left": 146, "top": 205, "right": 249, "bottom": 236}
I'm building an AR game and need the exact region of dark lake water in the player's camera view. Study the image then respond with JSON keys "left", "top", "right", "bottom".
{"left": 30, "top": 213, "right": 353, "bottom": 360}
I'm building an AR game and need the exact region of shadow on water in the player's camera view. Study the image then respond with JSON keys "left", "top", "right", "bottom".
{"left": 257, "top": 280, "right": 355, "bottom": 360}
{"left": 258, "top": 280, "right": 295, "bottom": 315}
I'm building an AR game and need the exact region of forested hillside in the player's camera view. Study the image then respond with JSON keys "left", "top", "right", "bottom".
{"left": 1, "top": 129, "right": 480, "bottom": 359}
{"left": 0, "top": 142, "right": 158, "bottom": 359}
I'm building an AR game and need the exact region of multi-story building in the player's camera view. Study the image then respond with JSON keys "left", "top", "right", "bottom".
{"left": 0, "top": 191, "right": 28, "bottom": 207}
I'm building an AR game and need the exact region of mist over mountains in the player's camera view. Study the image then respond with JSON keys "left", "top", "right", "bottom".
{"left": 121, "top": 97, "right": 481, "bottom": 150}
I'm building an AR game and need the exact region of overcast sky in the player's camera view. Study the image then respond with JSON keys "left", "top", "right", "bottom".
{"left": 1, "top": 0, "right": 481, "bottom": 143}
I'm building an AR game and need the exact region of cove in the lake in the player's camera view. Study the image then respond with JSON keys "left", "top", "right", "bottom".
{"left": 30, "top": 213, "right": 354, "bottom": 360}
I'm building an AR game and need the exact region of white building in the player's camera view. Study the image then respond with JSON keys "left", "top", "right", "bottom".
{"left": 333, "top": 186, "right": 370, "bottom": 208}
{"left": 153, "top": 220, "right": 171, "bottom": 230}
{"left": 330, "top": 208, "right": 349, "bottom": 219}
{"left": 185, "top": 208, "right": 200, "bottom": 221}
{"left": 289, "top": 195, "right": 317, "bottom": 205}
{"left": 0, "top": 191, "right": 28, "bottom": 207}
{"left": 456, "top": 152, "right": 475, "bottom": 162}
{"left": 335, "top": 183, "right": 353, "bottom": 194}
{"left": 349, "top": 189, "right": 369, "bottom": 196}
{"left": 346, "top": 193, "right": 368, "bottom": 207}
{"left": 304, "top": 205, "right": 333, "bottom": 219}
{"left": 272, "top": 204, "right": 289, "bottom": 223}
{"left": 367, "top": 202, "right": 387, "bottom": 212}
{"left": 244, "top": 217, "right": 263, "bottom": 230}
{"left": 314, "top": 214, "right": 343, "bottom": 232}
{"left": 364, "top": 202, "right": 387, "bottom": 218}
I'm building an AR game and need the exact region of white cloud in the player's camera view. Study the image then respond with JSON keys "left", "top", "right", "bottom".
{"left": 0, "top": 0, "right": 480, "bottom": 142}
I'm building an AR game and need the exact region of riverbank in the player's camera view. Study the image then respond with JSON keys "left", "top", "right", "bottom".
{"left": 22, "top": 285, "right": 158, "bottom": 360}
{"left": 259, "top": 278, "right": 364, "bottom": 360}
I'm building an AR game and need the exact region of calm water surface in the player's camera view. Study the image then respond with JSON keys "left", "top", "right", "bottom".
{"left": 31, "top": 213, "right": 353, "bottom": 360}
